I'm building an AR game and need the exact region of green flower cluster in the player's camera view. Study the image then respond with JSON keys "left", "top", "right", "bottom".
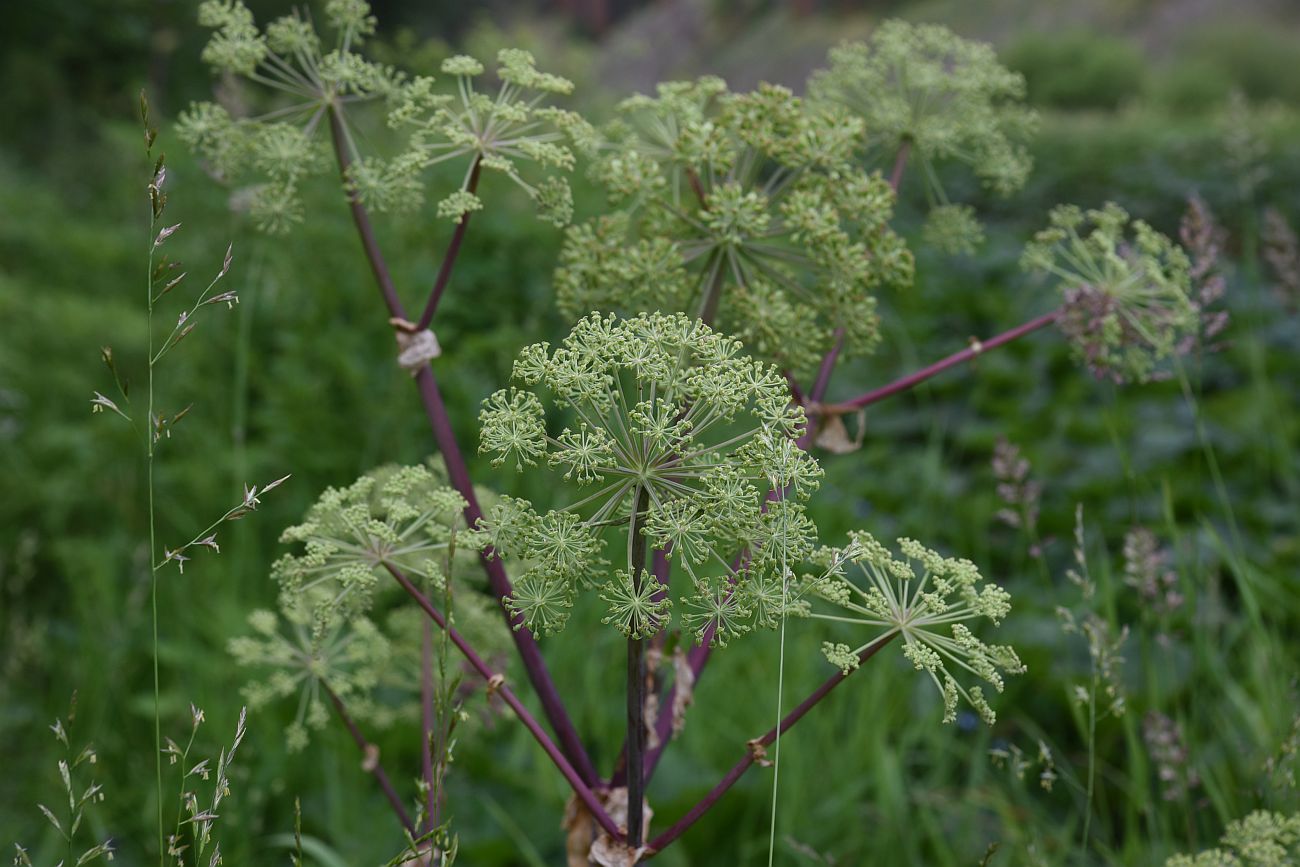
{"left": 180, "top": 1, "right": 590, "bottom": 231}
{"left": 1022, "top": 202, "right": 1198, "bottom": 384}
{"left": 179, "top": 0, "right": 397, "bottom": 232}
{"left": 229, "top": 609, "right": 390, "bottom": 751}
{"left": 272, "top": 464, "right": 468, "bottom": 629}
{"left": 477, "top": 312, "right": 823, "bottom": 646}
{"left": 555, "top": 79, "right": 912, "bottom": 376}
{"left": 1166, "top": 811, "right": 1300, "bottom": 866}
{"left": 230, "top": 463, "right": 510, "bottom": 749}
{"left": 809, "top": 531, "right": 1023, "bottom": 725}
{"left": 809, "top": 21, "right": 1036, "bottom": 198}
{"left": 382, "top": 49, "right": 596, "bottom": 226}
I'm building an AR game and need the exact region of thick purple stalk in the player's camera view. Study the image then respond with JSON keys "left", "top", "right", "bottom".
{"left": 323, "top": 682, "right": 415, "bottom": 835}
{"left": 610, "top": 546, "right": 671, "bottom": 789}
{"left": 385, "top": 563, "right": 623, "bottom": 840}
{"left": 820, "top": 310, "right": 1060, "bottom": 415}
{"left": 646, "top": 633, "right": 897, "bottom": 853}
{"left": 642, "top": 547, "right": 745, "bottom": 782}
{"left": 626, "top": 486, "right": 652, "bottom": 848}
{"left": 415, "top": 158, "right": 482, "bottom": 331}
{"left": 326, "top": 104, "right": 598, "bottom": 786}
{"left": 411, "top": 370, "right": 599, "bottom": 784}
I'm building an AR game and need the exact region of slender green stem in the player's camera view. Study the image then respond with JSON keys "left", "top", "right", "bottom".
{"left": 1082, "top": 672, "right": 1098, "bottom": 850}
{"left": 147, "top": 193, "right": 164, "bottom": 867}
{"left": 421, "top": 618, "right": 436, "bottom": 833}
{"left": 765, "top": 491, "right": 790, "bottom": 865}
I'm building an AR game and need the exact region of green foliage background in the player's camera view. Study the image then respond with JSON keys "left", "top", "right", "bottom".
{"left": 2, "top": 1, "right": 1299, "bottom": 864}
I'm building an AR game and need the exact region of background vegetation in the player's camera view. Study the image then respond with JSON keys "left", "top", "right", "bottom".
{"left": 2, "top": 0, "right": 1299, "bottom": 863}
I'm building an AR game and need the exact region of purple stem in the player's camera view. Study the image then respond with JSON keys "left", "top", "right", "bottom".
{"left": 642, "top": 549, "right": 744, "bottom": 782}
{"left": 327, "top": 107, "right": 406, "bottom": 319}
{"left": 323, "top": 682, "right": 416, "bottom": 835}
{"left": 385, "top": 562, "right": 624, "bottom": 840}
{"left": 646, "top": 633, "right": 897, "bottom": 853}
{"left": 889, "top": 139, "right": 912, "bottom": 194}
{"left": 625, "top": 486, "right": 652, "bottom": 848}
{"left": 820, "top": 310, "right": 1060, "bottom": 415}
{"left": 326, "top": 105, "right": 599, "bottom": 787}
{"left": 795, "top": 327, "right": 845, "bottom": 450}
{"left": 610, "top": 546, "right": 671, "bottom": 789}
{"left": 415, "top": 158, "right": 482, "bottom": 331}
{"left": 809, "top": 328, "right": 845, "bottom": 402}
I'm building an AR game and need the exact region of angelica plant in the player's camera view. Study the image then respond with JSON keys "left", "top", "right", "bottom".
{"left": 556, "top": 79, "right": 912, "bottom": 375}
{"left": 1166, "top": 811, "right": 1300, "bottom": 866}
{"left": 247, "top": 463, "right": 515, "bottom": 836}
{"left": 169, "top": 5, "right": 1235, "bottom": 861}
{"left": 229, "top": 610, "right": 391, "bottom": 752}
{"left": 270, "top": 464, "right": 470, "bottom": 630}
{"left": 478, "top": 311, "right": 819, "bottom": 643}
{"left": 180, "top": 0, "right": 591, "bottom": 232}
{"left": 478, "top": 310, "right": 820, "bottom": 847}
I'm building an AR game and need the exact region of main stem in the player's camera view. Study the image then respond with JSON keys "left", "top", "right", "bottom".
{"left": 626, "top": 485, "right": 651, "bottom": 848}
{"left": 325, "top": 104, "right": 597, "bottom": 785}
{"left": 384, "top": 563, "right": 623, "bottom": 841}
{"left": 888, "top": 139, "right": 912, "bottom": 194}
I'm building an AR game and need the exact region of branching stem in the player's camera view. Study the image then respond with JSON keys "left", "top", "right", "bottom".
{"left": 323, "top": 683, "right": 416, "bottom": 835}
{"left": 646, "top": 633, "right": 897, "bottom": 853}
{"left": 384, "top": 563, "right": 623, "bottom": 841}
{"left": 416, "top": 157, "right": 482, "bottom": 330}
{"left": 326, "top": 102, "right": 598, "bottom": 786}
{"left": 818, "top": 310, "right": 1060, "bottom": 416}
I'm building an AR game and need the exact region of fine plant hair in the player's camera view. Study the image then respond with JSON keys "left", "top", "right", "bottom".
{"left": 176, "top": 3, "right": 1230, "bottom": 861}
{"left": 82, "top": 92, "right": 283, "bottom": 863}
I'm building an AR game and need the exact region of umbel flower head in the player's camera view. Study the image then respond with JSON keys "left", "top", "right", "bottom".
{"left": 229, "top": 608, "right": 390, "bottom": 751}
{"left": 382, "top": 49, "right": 595, "bottom": 226}
{"left": 1166, "top": 810, "right": 1300, "bottom": 867}
{"left": 272, "top": 464, "right": 469, "bottom": 632}
{"left": 477, "top": 312, "right": 823, "bottom": 646}
{"left": 809, "top": 531, "right": 1022, "bottom": 725}
{"left": 809, "top": 21, "right": 1035, "bottom": 252}
{"left": 555, "top": 78, "right": 912, "bottom": 377}
{"left": 179, "top": 0, "right": 590, "bottom": 231}
{"left": 809, "top": 21, "right": 1036, "bottom": 197}
{"left": 1022, "top": 202, "right": 1199, "bottom": 384}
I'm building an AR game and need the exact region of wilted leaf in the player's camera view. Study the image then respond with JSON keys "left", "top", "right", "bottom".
{"left": 814, "top": 411, "right": 865, "bottom": 455}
